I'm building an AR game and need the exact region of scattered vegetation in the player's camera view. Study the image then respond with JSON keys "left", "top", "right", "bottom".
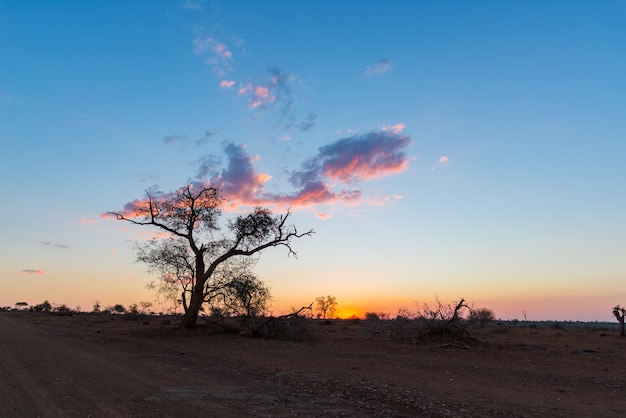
{"left": 468, "top": 307, "right": 496, "bottom": 327}
{"left": 315, "top": 295, "right": 337, "bottom": 319}
{"left": 31, "top": 300, "right": 52, "bottom": 313}
{"left": 362, "top": 298, "right": 485, "bottom": 347}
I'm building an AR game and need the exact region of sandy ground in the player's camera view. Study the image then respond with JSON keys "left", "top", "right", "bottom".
{"left": 1, "top": 311, "right": 625, "bottom": 417}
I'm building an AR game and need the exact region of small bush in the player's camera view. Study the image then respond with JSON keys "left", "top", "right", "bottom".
{"left": 31, "top": 300, "right": 52, "bottom": 313}
{"left": 52, "top": 304, "right": 74, "bottom": 316}
{"left": 417, "top": 298, "right": 471, "bottom": 337}
{"left": 250, "top": 316, "right": 315, "bottom": 342}
{"left": 468, "top": 307, "right": 496, "bottom": 327}
{"left": 365, "top": 312, "right": 379, "bottom": 321}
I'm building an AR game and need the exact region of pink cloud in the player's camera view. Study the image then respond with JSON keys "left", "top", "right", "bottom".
{"left": 108, "top": 129, "right": 412, "bottom": 219}
{"left": 213, "top": 42, "right": 232, "bottom": 59}
{"left": 212, "top": 130, "right": 410, "bottom": 209}
{"left": 315, "top": 131, "right": 411, "bottom": 182}
{"left": 234, "top": 68, "right": 297, "bottom": 118}
{"left": 431, "top": 155, "right": 450, "bottom": 171}
{"left": 79, "top": 218, "right": 97, "bottom": 224}
{"left": 316, "top": 213, "right": 331, "bottom": 220}
{"left": 22, "top": 269, "right": 44, "bottom": 275}
{"left": 382, "top": 123, "right": 406, "bottom": 134}
{"left": 220, "top": 80, "right": 235, "bottom": 88}
{"left": 238, "top": 83, "right": 276, "bottom": 108}
{"left": 193, "top": 36, "right": 233, "bottom": 75}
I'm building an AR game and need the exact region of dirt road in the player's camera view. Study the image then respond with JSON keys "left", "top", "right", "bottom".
{"left": 0, "top": 313, "right": 266, "bottom": 417}
{"left": 1, "top": 312, "right": 625, "bottom": 417}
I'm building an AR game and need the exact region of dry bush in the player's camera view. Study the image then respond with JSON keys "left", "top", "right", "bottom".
{"left": 468, "top": 307, "right": 496, "bottom": 327}
{"left": 416, "top": 298, "right": 471, "bottom": 337}
{"left": 362, "top": 299, "right": 481, "bottom": 344}
{"left": 249, "top": 316, "right": 315, "bottom": 342}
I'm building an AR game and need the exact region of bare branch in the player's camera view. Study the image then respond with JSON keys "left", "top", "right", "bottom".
{"left": 109, "top": 185, "right": 313, "bottom": 329}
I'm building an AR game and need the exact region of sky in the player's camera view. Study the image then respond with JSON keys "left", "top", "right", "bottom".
{"left": 1, "top": 1, "right": 625, "bottom": 321}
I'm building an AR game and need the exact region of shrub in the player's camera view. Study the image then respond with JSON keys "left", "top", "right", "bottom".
{"left": 417, "top": 298, "right": 471, "bottom": 337}
{"left": 31, "top": 300, "right": 52, "bottom": 313}
{"left": 250, "top": 316, "right": 314, "bottom": 342}
{"left": 53, "top": 304, "right": 74, "bottom": 315}
{"left": 365, "top": 312, "right": 381, "bottom": 321}
{"left": 468, "top": 307, "right": 496, "bottom": 327}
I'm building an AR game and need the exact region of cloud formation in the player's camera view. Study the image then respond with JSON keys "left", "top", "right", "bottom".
{"left": 205, "top": 129, "right": 410, "bottom": 209}
{"left": 40, "top": 242, "right": 69, "bottom": 249}
{"left": 297, "top": 112, "right": 317, "bottom": 132}
{"left": 22, "top": 269, "right": 44, "bottom": 275}
{"left": 108, "top": 129, "right": 411, "bottom": 219}
{"left": 237, "top": 68, "right": 295, "bottom": 115}
{"left": 193, "top": 36, "right": 233, "bottom": 76}
{"left": 181, "top": 0, "right": 203, "bottom": 10}
{"left": 365, "top": 59, "right": 393, "bottom": 77}
{"left": 195, "top": 129, "right": 221, "bottom": 146}
{"left": 163, "top": 134, "right": 188, "bottom": 147}
{"left": 432, "top": 155, "right": 449, "bottom": 171}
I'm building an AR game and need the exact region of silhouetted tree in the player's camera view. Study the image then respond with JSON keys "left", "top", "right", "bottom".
{"left": 15, "top": 302, "right": 28, "bottom": 310}
{"left": 92, "top": 300, "right": 101, "bottom": 313}
{"left": 139, "top": 301, "right": 153, "bottom": 314}
{"left": 613, "top": 305, "right": 625, "bottom": 337}
{"left": 31, "top": 300, "right": 52, "bottom": 312}
{"left": 315, "top": 295, "right": 338, "bottom": 319}
{"left": 113, "top": 304, "right": 126, "bottom": 314}
{"left": 109, "top": 184, "right": 313, "bottom": 329}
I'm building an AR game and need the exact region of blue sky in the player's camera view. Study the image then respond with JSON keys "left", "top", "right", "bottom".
{"left": 1, "top": 1, "right": 625, "bottom": 320}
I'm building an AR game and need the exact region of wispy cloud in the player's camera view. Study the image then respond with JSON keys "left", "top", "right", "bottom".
{"left": 181, "top": 0, "right": 203, "bottom": 10}
{"left": 80, "top": 218, "right": 97, "bottom": 225}
{"left": 163, "top": 134, "right": 188, "bottom": 148}
{"left": 220, "top": 79, "right": 235, "bottom": 88}
{"left": 195, "top": 153, "right": 222, "bottom": 179}
{"left": 382, "top": 123, "right": 406, "bottom": 134}
{"left": 238, "top": 83, "right": 275, "bottom": 109}
{"left": 238, "top": 67, "right": 296, "bottom": 117}
{"left": 432, "top": 155, "right": 449, "bottom": 171}
{"left": 0, "top": 91, "right": 16, "bottom": 104}
{"left": 22, "top": 269, "right": 44, "bottom": 275}
{"left": 365, "top": 59, "right": 393, "bottom": 77}
{"left": 195, "top": 129, "right": 221, "bottom": 146}
{"left": 40, "top": 242, "right": 69, "bottom": 249}
{"left": 193, "top": 36, "right": 233, "bottom": 76}
{"left": 297, "top": 112, "right": 317, "bottom": 132}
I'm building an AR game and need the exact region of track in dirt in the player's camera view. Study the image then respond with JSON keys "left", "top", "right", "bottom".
{"left": 0, "top": 314, "right": 280, "bottom": 417}
{"left": 1, "top": 312, "right": 625, "bottom": 417}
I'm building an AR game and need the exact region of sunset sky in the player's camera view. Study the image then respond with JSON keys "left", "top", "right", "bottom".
{"left": 1, "top": 1, "right": 625, "bottom": 321}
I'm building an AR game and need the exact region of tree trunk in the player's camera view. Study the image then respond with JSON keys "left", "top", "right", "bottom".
{"left": 180, "top": 288, "right": 204, "bottom": 329}
{"left": 619, "top": 318, "right": 625, "bottom": 338}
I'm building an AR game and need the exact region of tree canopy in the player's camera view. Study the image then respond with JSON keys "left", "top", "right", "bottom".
{"left": 109, "top": 184, "right": 313, "bottom": 329}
